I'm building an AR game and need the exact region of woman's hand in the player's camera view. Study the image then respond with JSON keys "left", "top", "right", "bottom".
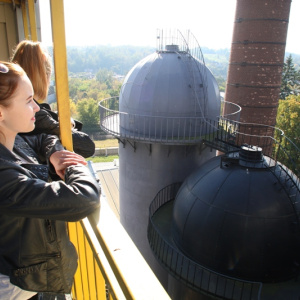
{"left": 50, "top": 150, "right": 87, "bottom": 179}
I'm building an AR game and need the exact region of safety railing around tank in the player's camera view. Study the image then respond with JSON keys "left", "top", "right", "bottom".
{"left": 99, "top": 97, "right": 241, "bottom": 145}
{"left": 203, "top": 119, "right": 300, "bottom": 221}
{"left": 147, "top": 183, "right": 263, "bottom": 300}
{"left": 203, "top": 118, "right": 300, "bottom": 179}
{"left": 99, "top": 96, "right": 299, "bottom": 213}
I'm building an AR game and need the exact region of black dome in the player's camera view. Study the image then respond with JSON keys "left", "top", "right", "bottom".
{"left": 171, "top": 150, "right": 300, "bottom": 283}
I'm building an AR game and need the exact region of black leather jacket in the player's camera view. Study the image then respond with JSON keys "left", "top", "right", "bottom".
{"left": 24, "top": 101, "right": 95, "bottom": 158}
{"left": 0, "top": 134, "right": 100, "bottom": 293}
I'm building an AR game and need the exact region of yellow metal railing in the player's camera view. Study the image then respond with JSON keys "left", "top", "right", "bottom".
{"left": 68, "top": 222, "right": 106, "bottom": 299}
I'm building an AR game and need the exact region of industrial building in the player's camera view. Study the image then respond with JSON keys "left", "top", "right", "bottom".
{"left": 99, "top": 1, "right": 300, "bottom": 298}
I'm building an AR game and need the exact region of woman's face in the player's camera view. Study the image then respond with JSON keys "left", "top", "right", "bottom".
{"left": 0, "top": 74, "right": 40, "bottom": 135}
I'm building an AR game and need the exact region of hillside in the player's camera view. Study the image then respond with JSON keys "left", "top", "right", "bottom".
{"left": 51, "top": 45, "right": 300, "bottom": 81}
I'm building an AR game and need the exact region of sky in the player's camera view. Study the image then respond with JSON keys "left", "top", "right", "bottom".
{"left": 39, "top": 0, "right": 300, "bottom": 55}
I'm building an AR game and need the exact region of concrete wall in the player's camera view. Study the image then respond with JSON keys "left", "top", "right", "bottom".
{"left": 94, "top": 147, "right": 119, "bottom": 156}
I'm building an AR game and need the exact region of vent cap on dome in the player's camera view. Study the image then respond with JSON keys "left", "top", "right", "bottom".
{"left": 239, "top": 144, "right": 264, "bottom": 168}
{"left": 165, "top": 44, "right": 180, "bottom": 52}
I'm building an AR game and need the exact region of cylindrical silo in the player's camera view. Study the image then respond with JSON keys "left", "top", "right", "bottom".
{"left": 118, "top": 31, "right": 222, "bottom": 286}
{"left": 224, "top": 0, "right": 292, "bottom": 126}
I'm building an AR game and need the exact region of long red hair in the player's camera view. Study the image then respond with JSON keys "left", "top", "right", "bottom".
{"left": 11, "top": 40, "right": 51, "bottom": 102}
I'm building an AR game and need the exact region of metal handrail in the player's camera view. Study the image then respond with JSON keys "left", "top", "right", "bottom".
{"left": 99, "top": 97, "right": 241, "bottom": 144}
{"left": 99, "top": 97, "right": 299, "bottom": 181}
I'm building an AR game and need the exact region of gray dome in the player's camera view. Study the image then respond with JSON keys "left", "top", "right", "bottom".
{"left": 119, "top": 50, "right": 220, "bottom": 120}
{"left": 171, "top": 150, "right": 300, "bottom": 283}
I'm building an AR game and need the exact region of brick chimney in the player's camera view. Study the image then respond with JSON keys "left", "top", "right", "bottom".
{"left": 224, "top": 0, "right": 292, "bottom": 127}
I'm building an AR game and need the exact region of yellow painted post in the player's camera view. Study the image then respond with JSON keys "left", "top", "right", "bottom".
{"left": 95, "top": 260, "right": 107, "bottom": 300}
{"left": 67, "top": 222, "right": 84, "bottom": 299}
{"left": 20, "top": 0, "right": 29, "bottom": 39}
{"left": 85, "top": 239, "right": 97, "bottom": 299}
{"left": 77, "top": 222, "right": 90, "bottom": 299}
{"left": 27, "top": 0, "right": 37, "bottom": 41}
{"left": 50, "top": 0, "right": 73, "bottom": 151}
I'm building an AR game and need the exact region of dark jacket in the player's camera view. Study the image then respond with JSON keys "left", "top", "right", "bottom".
{"left": 0, "top": 134, "right": 100, "bottom": 293}
{"left": 25, "top": 101, "right": 95, "bottom": 158}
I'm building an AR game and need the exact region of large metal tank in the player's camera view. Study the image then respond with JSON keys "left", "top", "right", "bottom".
{"left": 173, "top": 146, "right": 300, "bottom": 284}
{"left": 118, "top": 30, "right": 222, "bottom": 286}
{"left": 147, "top": 144, "right": 300, "bottom": 299}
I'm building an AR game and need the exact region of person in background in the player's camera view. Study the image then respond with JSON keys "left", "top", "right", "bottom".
{"left": 11, "top": 40, "right": 95, "bottom": 158}
{"left": 0, "top": 62, "right": 100, "bottom": 299}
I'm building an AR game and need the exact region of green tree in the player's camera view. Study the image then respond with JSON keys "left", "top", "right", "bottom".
{"left": 76, "top": 98, "right": 99, "bottom": 127}
{"left": 276, "top": 95, "right": 300, "bottom": 146}
{"left": 280, "top": 55, "right": 300, "bottom": 99}
{"left": 69, "top": 78, "right": 81, "bottom": 100}
{"left": 275, "top": 95, "right": 300, "bottom": 173}
{"left": 97, "top": 90, "right": 112, "bottom": 101}
{"left": 69, "top": 99, "right": 78, "bottom": 119}
{"left": 215, "top": 76, "right": 226, "bottom": 92}
{"left": 96, "top": 69, "right": 114, "bottom": 89}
